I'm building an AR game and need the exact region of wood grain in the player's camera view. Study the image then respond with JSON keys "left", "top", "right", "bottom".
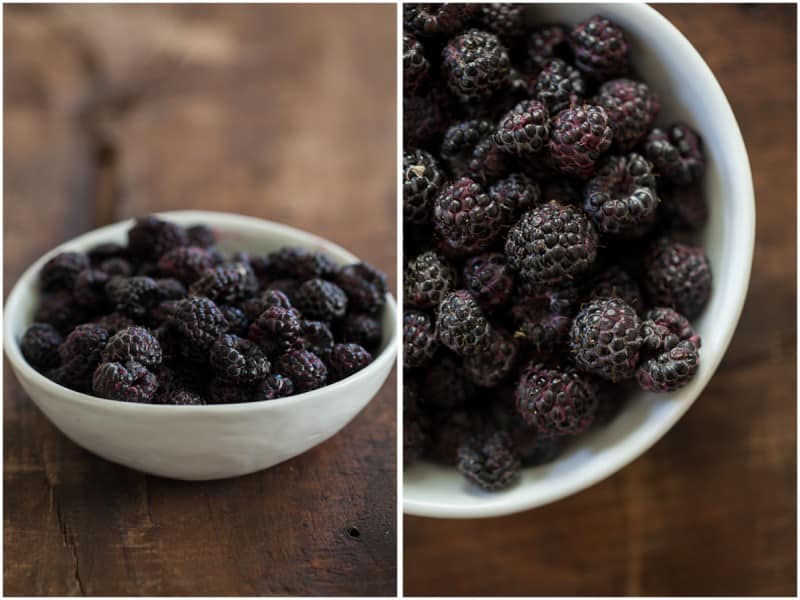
{"left": 4, "top": 4, "right": 396, "bottom": 596}
{"left": 404, "top": 4, "right": 796, "bottom": 596}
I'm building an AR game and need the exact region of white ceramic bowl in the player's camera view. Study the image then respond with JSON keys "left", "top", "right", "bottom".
{"left": 404, "top": 3, "right": 755, "bottom": 518}
{"left": 5, "top": 211, "right": 398, "bottom": 480}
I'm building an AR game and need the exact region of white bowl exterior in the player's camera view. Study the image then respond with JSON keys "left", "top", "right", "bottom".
{"left": 5, "top": 211, "right": 397, "bottom": 480}
{"left": 404, "top": 4, "right": 755, "bottom": 518}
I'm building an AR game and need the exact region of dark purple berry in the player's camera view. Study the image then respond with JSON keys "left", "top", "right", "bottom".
{"left": 505, "top": 201, "right": 599, "bottom": 286}
{"left": 642, "top": 238, "right": 711, "bottom": 318}
{"left": 637, "top": 340, "right": 699, "bottom": 393}
{"left": 93, "top": 361, "right": 158, "bottom": 403}
{"left": 248, "top": 305, "right": 304, "bottom": 356}
{"left": 275, "top": 349, "right": 328, "bottom": 393}
{"left": 403, "top": 310, "right": 438, "bottom": 368}
{"left": 442, "top": 29, "right": 511, "bottom": 105}
{"left": 337, "top": 313, "right": 382, "bottom": 353}
{"left": 294, "top": 278, "right": 348, "bottom": 321}
{"left": 157, "top": 246, "right": 214, "bottom": 284}
{"left": 301, "top": 320, "right": 335, "bottom": 357}
{"left": 252, "top": 374, "right": 295, "bottom": 401}
{"left": 404, "top": 251, "right": 456, "bottom": 309}
{"left": 457, "top": 430, "right": 520, "bottom": 491}
{"left": 548, "top": 104, "right": 613, "bottom": 178}
{"left": 327, "top": 343, "right": 373, "bottom": 381}
{"left": 463, "top": 253, "right": 514, "bottom": 308}
{"left": 569, "top": 15, "right": 630, "bottom": 80}
{"left": 210, "top": 334, "right": 270, "bottom": 384}
{"left": 334, "top": 263, "right": 388, "bottom": 315}
{"left": 20, "top": 323, "right": 63, "bottom": 370}
{"left": 436, "top": 290, "right": 493, "bottom": 356}
{"left": 570, "top": 297, "right": 643, "bottom": 382}
{"left": 102, "top": 326, "right": 162, "bottom": 368}
{"left": 515, "top": 362, "right": 598, "bottom": 435}
{"left": 40, "top": 252, "right": 89, "bottom": 292}
{"left": 127, "top": 215, "right": 188, "bottom": 261}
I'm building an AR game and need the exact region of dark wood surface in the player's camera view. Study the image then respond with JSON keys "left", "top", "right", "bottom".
{"left": 4, "top": 5, "right": 396, "bottom": 596}
{"left": 404, "top": 4, "right": 797, "bottom": 597}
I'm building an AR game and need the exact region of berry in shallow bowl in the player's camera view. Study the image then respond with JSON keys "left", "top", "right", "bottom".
{"left": 403, "top": 3, "right": 754, "bottom": 518}
{"left": 5, "top": 211, "right": 397, "bottom": 480}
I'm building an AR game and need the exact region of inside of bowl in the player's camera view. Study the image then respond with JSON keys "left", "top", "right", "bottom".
{"left": 405, "top": 4, "right": 753, "bottom": 517}
{"left": 7, "top": 211, "right": 396, "bottom": 372}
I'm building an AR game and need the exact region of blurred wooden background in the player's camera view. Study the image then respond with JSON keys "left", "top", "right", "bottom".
{"left": 404, "top": 4, "right": 797, "bottom": 596}
{"left": 4, "top": 4, "right": 396, "bottom": 596}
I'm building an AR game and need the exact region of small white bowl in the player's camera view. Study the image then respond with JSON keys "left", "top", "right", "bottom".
{"left": 5, "top": 211, "right": 398, "bottom": 480}
{"left": 404, "top": 3, "right": 755, "bottom": 518}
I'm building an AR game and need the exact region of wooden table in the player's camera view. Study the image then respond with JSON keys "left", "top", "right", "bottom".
{"left": 404, "top": 4, "right": 797, "bottom": 596}
{"left": 4, "top": 5, "right": 396, "bottom": 596}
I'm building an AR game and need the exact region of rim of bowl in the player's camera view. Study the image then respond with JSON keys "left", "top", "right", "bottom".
{"left": 4, "top": 210, "right": 398, "bottom": 414}
{"left": 403, "top": 4, "right": 756, "bottom": 518}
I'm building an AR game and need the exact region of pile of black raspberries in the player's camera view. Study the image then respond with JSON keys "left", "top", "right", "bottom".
{"left": 20, "top": 215, "right": 387, "bottom": 405}
{"left": 403, "top": 5, "right": 711, "bottom": 491}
